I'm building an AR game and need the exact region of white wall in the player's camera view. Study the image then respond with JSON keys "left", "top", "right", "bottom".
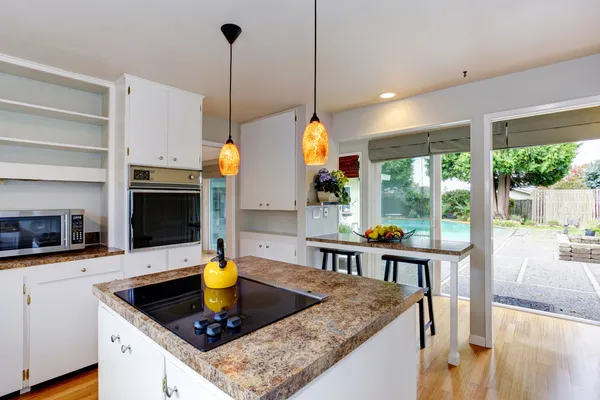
{"left": 331, "top": 53, "right": 600, "bottom": 346}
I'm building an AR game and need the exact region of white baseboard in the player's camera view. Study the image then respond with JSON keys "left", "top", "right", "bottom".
{"left": 469, "top": 334, "right": 487, "bottom": 347}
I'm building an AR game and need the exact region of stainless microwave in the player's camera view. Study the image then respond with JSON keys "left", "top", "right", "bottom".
{"left": 0, "top": 209, "right": 85, "bottom": 258}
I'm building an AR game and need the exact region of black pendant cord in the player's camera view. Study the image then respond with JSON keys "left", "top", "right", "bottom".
{"left": 310, "top": 0, "right": 319, "bottom": 123}
{"left": 228, "top": 43, "right": 233, "bottom": 142}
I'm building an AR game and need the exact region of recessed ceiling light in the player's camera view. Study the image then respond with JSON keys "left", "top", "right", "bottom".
{"left": 379, "top": 92, "right": 396, "bottom": 99}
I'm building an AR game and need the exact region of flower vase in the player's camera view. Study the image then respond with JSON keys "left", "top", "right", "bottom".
{"left": 317, "top": 191, "right": 338, "bottom": 203}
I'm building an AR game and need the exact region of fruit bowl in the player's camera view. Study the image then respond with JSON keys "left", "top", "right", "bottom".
{"left": 354, "top": 226, "right": 416, "bottom": 243}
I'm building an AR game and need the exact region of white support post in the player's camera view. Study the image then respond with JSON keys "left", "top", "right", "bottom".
{"left": 431, "top": 155, "right": 442, "bottom": 295}
{"left": 469, "top": 115, "right": 494, "bottom": 348}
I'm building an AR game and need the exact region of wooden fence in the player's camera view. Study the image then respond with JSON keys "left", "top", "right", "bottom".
{"left": 513, "top": 200, "right": 532, "bottom": 220}
{"left": 530, "top": 189, "right": 600, "bottom": 225}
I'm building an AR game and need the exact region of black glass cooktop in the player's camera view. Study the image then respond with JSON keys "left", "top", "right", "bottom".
{"left": 114, "top": 274, "right": 327, "bottom": 352}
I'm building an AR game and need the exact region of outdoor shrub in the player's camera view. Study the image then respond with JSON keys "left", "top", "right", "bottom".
{"left": 584, "top": 161, "right": 600, "bottom": 189}
{"left": 494, "top": 219, "right": 521, "bottom": 227}
{"left": 508, "top": 198, "right": 516, "bottom": 214}
{"left": 510, "top": 214, "right": 524, "bottom": 224}
{"left": 548, "top": 220, "right": 560, "bottom": 227}
{"left": 585, "top": 219, "right": 600, "bottom": 234}
{"left": 523, "top": 219, "right": 535, "bottom": 226}
{"left": 338, "top": 223, "right": 353, "bottom": 234}
{"left": 408, "top": 209, "right": 419, "bottom": 218}
{"left": 442, "top": 189, "right": 470, "bottom": 219}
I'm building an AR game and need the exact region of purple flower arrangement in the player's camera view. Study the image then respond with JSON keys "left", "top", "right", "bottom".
{"left": 314, "top": 168, "right": 351, "bottom": 204}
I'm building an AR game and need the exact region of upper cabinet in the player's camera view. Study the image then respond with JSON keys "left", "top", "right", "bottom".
{"left": 240, "top": 111, "right": 297, "bottom": 211}
{"left": 122, "top": 76, "right": 203, "bottom": 169}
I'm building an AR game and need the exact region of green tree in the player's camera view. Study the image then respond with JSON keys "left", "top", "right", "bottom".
{"left": 381, "top": 159, "right": 414, "bottom": 191}
{"left": 584, "top": 161, "right": 600, "bottom": 189}
{"left": 551, "top": 164, "right": 588, "bottom": 189}
{"left": 442, "top": 143, "right": 579, "bottom": 219}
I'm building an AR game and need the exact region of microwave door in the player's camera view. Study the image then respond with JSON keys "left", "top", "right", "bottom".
{"left": 0, "top": 212, "right": 70, "bottom": 257}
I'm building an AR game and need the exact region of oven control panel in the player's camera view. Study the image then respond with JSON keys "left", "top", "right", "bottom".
{"left": 71, "top": 214, "right": 84, "bottom": 245}
{"left": 129, "top": 166, "right": 201, "bottom": 188}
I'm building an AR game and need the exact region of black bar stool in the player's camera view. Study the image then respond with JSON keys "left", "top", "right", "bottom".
{"left": 320, "top": 248, "right": 363, "bottom": 276}
{"left": 382, "top": 255, "right": 435, "bottom": 349}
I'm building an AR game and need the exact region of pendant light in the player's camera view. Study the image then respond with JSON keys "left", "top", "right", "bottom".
{"left": 302, "top": 0, "right": 329, "bottom": 166}
{"left": 219, "top": 23, "right": 242, "bottom": 176}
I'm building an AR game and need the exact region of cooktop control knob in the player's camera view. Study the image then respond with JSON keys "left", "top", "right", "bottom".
{"left": 206, "top": 323, "right": 222, "bottom": 337}
{"left": 193, "top": 318, "right": 209, "bottom": 329}
{"left": 214, "top": 311, "right": 228, "bottom": 322}
{"left": 227, "top": 316, "right": 241, "bottom": 329}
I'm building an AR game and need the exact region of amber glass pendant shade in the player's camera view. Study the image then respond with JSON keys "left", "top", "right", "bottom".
{"left": 302, "top": 119, "right": 329, "bottom": 165}
{"left": 219, "top": 138, "right": 240, "bottom": 176}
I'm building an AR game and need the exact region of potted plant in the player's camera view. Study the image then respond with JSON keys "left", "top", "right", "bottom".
{"left": 585, "top": 220, "right": 600, "bottom": 237}
{"left": 314, "top": 168, "right": 351, "bottom": 204}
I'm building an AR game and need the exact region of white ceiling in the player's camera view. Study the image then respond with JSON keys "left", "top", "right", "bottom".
{"left": 1, "top": 1, "right": 599, "bottom": 122}
{"left": 202, "top": 145, "right": 221, "bottom": 161}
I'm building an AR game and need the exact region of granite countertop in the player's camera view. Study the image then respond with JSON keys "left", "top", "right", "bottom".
{"left": 94, "top": 256, "right": 423, "bottom": 400}
{"left": 307, "top": 233, "right": 474, "bottom": 256}
{"left": 0, "top": 245, "right": 124, "bottom": 271}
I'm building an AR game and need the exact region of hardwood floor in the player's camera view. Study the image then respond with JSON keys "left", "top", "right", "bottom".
{"left": 10, "top": 297, "right": 600, "bottom": 400}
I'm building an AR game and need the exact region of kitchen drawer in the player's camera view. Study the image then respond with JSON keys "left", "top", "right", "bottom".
{"left": 168, "top": 244, "right": 202, "bottom": 270}
{"left": 124, "top": 249, "right": 167, "bottom": 278}
{"left": 27, "top": 255, "right": 122, "bottom": 284}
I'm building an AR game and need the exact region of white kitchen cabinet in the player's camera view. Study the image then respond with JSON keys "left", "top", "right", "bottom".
{"left": 123, "top": 75, "right": 204, "bottom": 169}
{"left": 165, "top": 359, "right": 227, "bottom": 400}
{"left": 0, "top": 269, "right": 24, "bottom": 397}
{"left": 168, "top": 90, "right": 203, "bottom": 168}
{"left": 27, "top": 256, "right": 122, "bottom": 387}
{"left": 98, "top": 306, "right": 164, "bottom": 400}
{"left": 167, "top": 244, "right": 203, "bottom": 270}
{"left": 127, "top": 77, "right": 169, "bottom": 166}
{"left": 240, "top": 111, "right": 297, "bottom": 211}
{"left": 240, "top": 232, "right": 297, "bottom": 264}
{"left": 125, "top": 249, "right": 168, "bottom": 278}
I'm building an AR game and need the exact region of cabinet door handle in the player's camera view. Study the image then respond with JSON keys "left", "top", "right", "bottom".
{"left": 147, "top": 264, "right": 152, "bottom": 268}
{"left": 81, "top": 268, "right": 87, "bottom": 272}
{"left": 266, "top": 203, "right": 270, "bottom": 207}
{"left": 159, "top": 156, "right": 164, "bottom": 160}
{"left": 266, "top": 245, "right": 270, "bottom": 249}
{"left": 110, "top": 335, "right": 120, "bottom": 343}
{"left": 121, "top": 345, "right": 131, "bottom": 353}
{"left": 184, "top": 258, "right": 188, "bottom": 262}
{"left": 172, "top": 157, "right": 178, "bottom": 162}
{"left": 259, "top": 245, "right": 262, "bottom": 248}
{"left": 259, "top": 203, "right": 263, "bottom": 206}
{"left": 165, "top": 386, "right": 178, "bottom": 398}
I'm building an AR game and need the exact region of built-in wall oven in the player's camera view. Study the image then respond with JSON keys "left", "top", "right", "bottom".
{"left": 0, "top": 209, "right": 85, "bottom": 258}
{"left": 129, "top": 166, "right": 201, "bottom": 251}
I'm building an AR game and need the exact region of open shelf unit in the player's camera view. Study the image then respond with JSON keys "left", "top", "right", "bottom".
{"left": 0, "top": 136, "right": 108, "bottom": 153}
{"left": 0, "top": 98, "right": 109, "bottom": 126}
{"left": 0, "top": 162, "right": 107, "bottom": 183}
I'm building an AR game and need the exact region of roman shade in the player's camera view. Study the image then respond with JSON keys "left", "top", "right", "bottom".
{"left": 500, "top": 106, "right": 600, "bottom": 149}
{"left": 368, "top": 125, "right": 470, "bottom": 162}
{"left": 202, "top": 162, "right": 222, "bottom": 179}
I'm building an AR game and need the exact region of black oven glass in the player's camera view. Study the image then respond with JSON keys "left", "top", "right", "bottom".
{"left": 131, "top": 192, "right": 201, "bottom": 249}
{"left": 0, "top": 216, "right": 63, "bottom": 251}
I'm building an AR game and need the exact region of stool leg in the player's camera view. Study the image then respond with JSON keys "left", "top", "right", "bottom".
{"left": 321, "top": 252, "right": 329, "bottom": 270}
{"left": 418, "top": 297, "right": 425, "bottom": 349}
{"left": 384, "top": 260, "right": 391, "bottom": 281}
{"left": 356, "top": 255, "right": 363, "bottom": 277}
{"left": 424, "top": 263, "right": 436, "bottom": 335}
{"left": 346, "top": 255, "right": 352, "bottom": 275}
{"left": 393, "top": 261, "right": 398, "bottom": 283}
{"left": 332, "top": 254, "right": 338, "bottom": 272}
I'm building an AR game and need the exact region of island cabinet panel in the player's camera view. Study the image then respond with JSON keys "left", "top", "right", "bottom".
{"left": 167, "top": 244, "right": 203, "bottom": 270}
{"left": 27, "top": 256, "right": 122, "bottom": 387}
{"left": 167, "top": 90, "right": 203, "bottom": 169}
{"left": 0, "top": 269, "right": 24, "bottom": 397}
{"left": 127, "top": 77, "right": 169, "bottom": 167}
{"left": 124, "top": 249, "right": 168, "bottom": 278}
{"left": 98, "top": 306, "right": 164, "bottom": 400}
{"left": 240, "top": 111, "right": 297, "bottom": 211}
{"left": 165, "top": 359, "right": 229, "bottom": 400}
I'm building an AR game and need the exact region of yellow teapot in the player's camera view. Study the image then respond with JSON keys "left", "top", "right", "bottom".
{"left": 203, "top": 238, "right": 238, "bottom": 289}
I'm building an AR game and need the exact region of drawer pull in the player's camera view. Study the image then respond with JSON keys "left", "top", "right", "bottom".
{"left": 159, "top": 156, "right": 164, "bottom": 160}
{"left": 259, "top": 203, "right": 263, "bottom": 206}
{"left": 172, "top": 157, "right": 178, "bottom": 162}
{"left": 259, "top": 245, "right": 262, "bottom": 248}
{"left": 121, "top": 345, "right": 131, "bottom": 353}
{"left": 81, "top": 268, "right": 87, "bottom": 272}
{"left": 266, "top": 203, "right": 270, "bottom": 206}
{"left": 110, "top": 335, "right": 120, "bottom": 343}
{"left": 147, "top": 264, "right": 152, "bottom": 269}
{"left": 184, "top": 258, "right": 188, "bottom": 262}
{"left": 266, "top": 245, "right": 270, "bottom": 249}
{"left": 165, "top": 386, "right": 178, "bottom": 398}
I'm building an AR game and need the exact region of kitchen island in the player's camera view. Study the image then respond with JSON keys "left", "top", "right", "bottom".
{"left": 306, "top": 233, "right": 474, "bottom": 366}
{"left": 94, "top": 256, "right": 423, "bottom": 400}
